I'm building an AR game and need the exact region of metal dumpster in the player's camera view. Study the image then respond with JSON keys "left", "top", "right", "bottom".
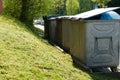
{"left": 55, "top": 18, "right": 62, "bottom": 47}
{"left": 61, "top": 18, "right": 71, "bottom": 52}
{"left": 43, "top": 16, "right": 50, "bottom": 39}
{"left": 70, "top": 20, "right": 119, "bottom": 67}
{"left": 68, "top": 7, "right": 120, "bottom": 71}
{"left": 43, "top": 16, "right": 58, "bottom": 43}
{"left": 53, "top": 16, "right": 72, "bottom": 49}
{"left": 56, "top": 16, "right": 73, "bottom": 52}
{"left": 48, "top": 17, "right": 57, "bottom": 43}
{"left": 43, "top": 15, "right": 71, "bottom": 49}
{"left": 43, "top": 16, "right": 65, "bottom": 47}
{"left": 44, "top": 16, "right": 71, "bottom": 50}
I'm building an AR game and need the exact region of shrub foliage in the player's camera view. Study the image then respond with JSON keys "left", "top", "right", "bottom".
{"left": 3, "top": 0, "right": 93, "bottom": 23}
{"left": 3, "top": 0, "right": 22, "bottom": 19}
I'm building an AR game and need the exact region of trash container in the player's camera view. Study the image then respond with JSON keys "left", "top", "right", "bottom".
{"left": 68, "top": 7, "right": 120, "bottom": 71}
{"left": 43, "top": 15, "right": 71, "bottom": 49}
{"left": 43, "top": 16, "right": 50, "bottom": 39}
{"left": 60, "top": 18, "right": 71, "bottom": 52}
{"left": 56, "top": 16, "right": 73, "bottom": 52}
{"left": 43, "top": 16, "right": 58, "bottom": 43}
{"left": 48, "top": 17, "right": 57, "bottom": 43}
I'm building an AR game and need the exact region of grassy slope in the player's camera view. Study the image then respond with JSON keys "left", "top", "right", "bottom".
{"left": 0, "top": 15, "right": 119, "bottom": 80}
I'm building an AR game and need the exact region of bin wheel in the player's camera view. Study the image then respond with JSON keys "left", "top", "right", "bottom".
{"left": 110, "top": 67, "right": 118, "bottom": 72}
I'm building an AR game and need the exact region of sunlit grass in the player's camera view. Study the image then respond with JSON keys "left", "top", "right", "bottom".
{"left": 0, "top": 14, "right": 119, "bottom": 80}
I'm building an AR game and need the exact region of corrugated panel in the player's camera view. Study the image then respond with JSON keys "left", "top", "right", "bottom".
{"left": 73, "top": 7, "right": 120, "bottom": 20}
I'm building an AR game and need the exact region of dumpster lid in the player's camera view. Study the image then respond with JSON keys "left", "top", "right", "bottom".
{"left": 48, "top": 16, "right": 73, "bottom": 20}
{"left": 57, "top": 16, "right": 74, "bottom": 19}
{"left": 73, "top": 7, "right": 120, "bottom": 20}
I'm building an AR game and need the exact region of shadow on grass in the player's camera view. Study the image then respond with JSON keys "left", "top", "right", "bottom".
{"left": 72, "top": 59, "right": 120, "bottom": 80}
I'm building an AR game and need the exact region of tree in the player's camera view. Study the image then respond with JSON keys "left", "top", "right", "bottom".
{"left": 66, "top": 0, "right": 80, "bottom": 15}
{"left": 3, "top": 0, "right": 55, "bottom": 22}
{"left": 78, "top": 0, "right": 93, "bottom": 13}
{"left": 3, "top": 0, "right": 94, "bottom": 23}
{"left": 91, "top": 0, "right": 111, "bottom": 8}
{"left": 20, "top": 0, "right": 54, "bottom": 23}
{"left": 3, "top": 0, "right": 22, "bottom": 19}
{"left": 108, "top": 0, "right": 120, "bottom": 14}
{"left": 51, "top": 0, "right": 66, "bottom": 15}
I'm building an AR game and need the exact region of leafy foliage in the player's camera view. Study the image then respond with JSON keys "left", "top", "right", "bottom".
{"left": 21, "top": 0, "right": 53, "bottom": 22}
{"left": 66, "top": 0, "right": 80, "bottom": 15}
{"left": 3, "top": 0, "right": 22, "bottom": 19}
{"left": 2, "top": 0, "right": 93, "bottom": 23}
{"left": 52, "top": 0, "right": 66, "bottom": 15}
{"left": 91, "top": 0, "right": 111, "bottom": 8}
{"left": 79, "top": 0, "right": 93, "bottom": 13}
{"left": 108, "top": 0, "right": 120, "bottom": 14}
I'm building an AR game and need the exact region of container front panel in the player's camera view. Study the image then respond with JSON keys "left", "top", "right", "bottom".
{"left": 62, "top": 19, "right": 71, "bottom": 51}
{"left": 49, "top": 20, "right": 57, "bottom": 43}
{"left": 56, "top": 19, "right": 62, "bottom": 46}
{"left": 86, "top": 21, "right": 119, "bottom": 67}
{"left": 70, "top": 21, "right": 86, "bottom": 63}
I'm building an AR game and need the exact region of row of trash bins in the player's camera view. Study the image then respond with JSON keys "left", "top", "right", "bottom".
{"left": 43, "top": 7, "right": 120, "bottom": 72}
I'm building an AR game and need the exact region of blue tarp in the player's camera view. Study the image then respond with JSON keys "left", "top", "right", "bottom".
{"left": 101, "top": 11, "right": 120, "bottom": 20}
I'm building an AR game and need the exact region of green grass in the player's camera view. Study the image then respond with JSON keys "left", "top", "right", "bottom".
{"left": 0, "top": 14, "right": 119, "bottom": 80}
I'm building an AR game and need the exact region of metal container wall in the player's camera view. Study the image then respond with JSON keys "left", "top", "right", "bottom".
{"left": 43, "top": 16, "right": 49, "bottom": 39}
{"left": 61, "top": 19, "right": 71, "bottom": 52}
{"left": 48, "top": 19, "right": 57, "bottom": 43}
{"left": 55, "top": 19, "right": 63, "bottom": 47}
{"left": 70, "top": 20, "right": 119, "bottom": 68}
{"left": 69, "top": 20, "right": 86, "bottom": 63}
{"left": 43, "top": 16, "right": 58, "bottom": 43}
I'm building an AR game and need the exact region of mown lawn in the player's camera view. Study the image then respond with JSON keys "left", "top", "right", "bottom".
{"left": 0, "top": 15, "right": 119, "bottom": 80}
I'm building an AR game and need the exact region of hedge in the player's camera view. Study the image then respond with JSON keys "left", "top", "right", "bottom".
{"left": 3, "top": 0, "right": 22, "bottom": 19}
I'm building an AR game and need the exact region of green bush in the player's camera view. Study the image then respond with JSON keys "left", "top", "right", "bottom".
{"left": 66, "top": 0, "right": 80, "bottom": 15}
{"left": 3, "top": 0, "right": 22, "bottom": 19}
{"left": 3, "top": 0, "right": 54, "bottom": 26}
{"left": 21, "top": 0, "right": 53, "bottom": 23}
